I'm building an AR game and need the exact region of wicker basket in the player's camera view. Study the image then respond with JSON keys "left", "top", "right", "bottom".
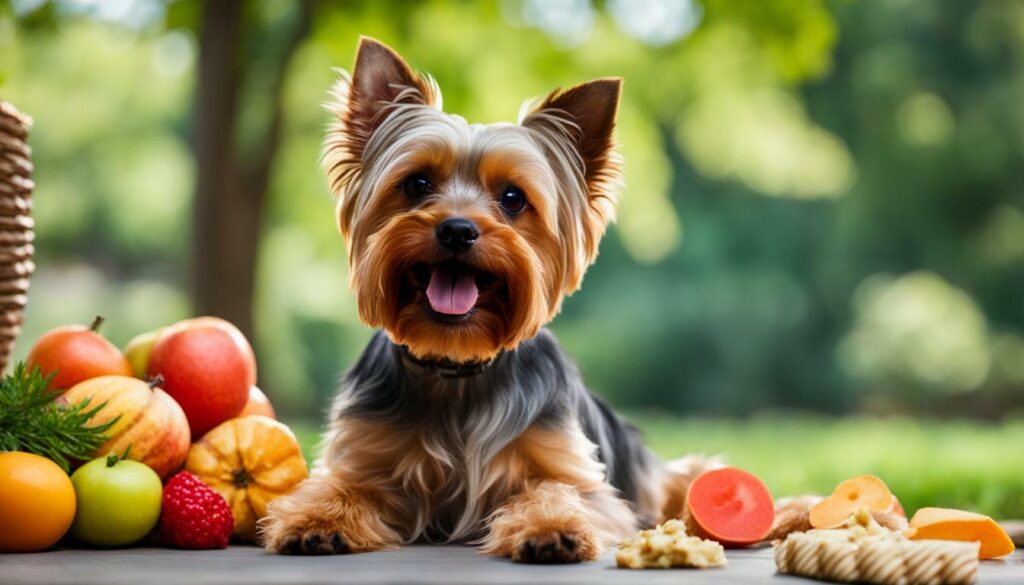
{"left": 0, "top": 100, "right": 35, "bottom": 373}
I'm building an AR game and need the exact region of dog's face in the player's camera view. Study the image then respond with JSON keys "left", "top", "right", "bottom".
{"left": 324, "top": 38, "right": 622, "bottom": 363}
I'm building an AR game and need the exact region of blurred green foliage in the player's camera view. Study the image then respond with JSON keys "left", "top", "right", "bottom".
{"left": 1, "top": 0, "right": 1023, "bottom": 425}
{"left": 629, "top": 414, "right": 1024, "bottom": 519}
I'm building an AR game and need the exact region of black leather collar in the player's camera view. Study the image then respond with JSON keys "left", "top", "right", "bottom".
{"left": 397, "top": 344, "right": 499, "bottom": 379}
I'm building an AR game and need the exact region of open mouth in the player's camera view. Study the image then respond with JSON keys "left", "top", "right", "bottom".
{"left": 409, "top": 261, "right": 496, "bottom": 322}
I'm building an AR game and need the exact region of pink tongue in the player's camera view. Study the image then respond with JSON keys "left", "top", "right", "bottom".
{"left": 426, "top": 266, "right": 479, "bottom": 315}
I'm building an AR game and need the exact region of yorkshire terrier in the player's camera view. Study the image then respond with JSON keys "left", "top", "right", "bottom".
{"left": 260, "top": 37, "right": 714, "bottom": 563}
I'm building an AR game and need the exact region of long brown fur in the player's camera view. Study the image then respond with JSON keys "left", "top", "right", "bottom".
{"left": 264, "top": 414, "right": 636, "bottom": 559}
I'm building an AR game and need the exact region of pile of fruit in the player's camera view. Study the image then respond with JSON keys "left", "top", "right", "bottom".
{"left": 616, "top": 465, "right": 1015, "bottom": 575}
{"left": 0, "top": 316, "right": 308, "bottom": 552}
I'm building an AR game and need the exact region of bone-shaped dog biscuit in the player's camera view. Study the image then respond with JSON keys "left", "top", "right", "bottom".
{"left": 774, "top": 510, "right": 979, "bottom": 585}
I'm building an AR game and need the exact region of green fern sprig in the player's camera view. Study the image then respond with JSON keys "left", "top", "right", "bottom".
{"left": 0, "top": 363, "right": 119, "bottom": 472}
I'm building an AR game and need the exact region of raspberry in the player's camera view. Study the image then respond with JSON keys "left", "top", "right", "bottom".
{"left": 159, "top": 471, "right": 234, "bottom": 549}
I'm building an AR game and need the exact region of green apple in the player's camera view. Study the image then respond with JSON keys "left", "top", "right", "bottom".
{"left": 124, "top": 328, "right": 162, "bottom": 378}
{"left": 70, "top": 455, "right": 162, "bottom": 547}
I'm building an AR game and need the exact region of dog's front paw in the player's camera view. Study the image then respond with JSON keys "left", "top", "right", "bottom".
{"left": 512, "top": 528, "right": 598, "bottom": 564}
{"left": 260, "top": 508, "right": 353, "bottom": 556}
{"left": 276, "top": 528, "right": 352, "bottom": 556}
{"left": 259, "top": 480, "right": 402, "bottom": 555}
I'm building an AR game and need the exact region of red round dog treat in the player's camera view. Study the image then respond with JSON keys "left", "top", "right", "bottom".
{"left": 686, "top": 467, "right": 775, "bottom": 547}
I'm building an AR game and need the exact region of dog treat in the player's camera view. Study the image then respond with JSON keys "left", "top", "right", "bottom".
{"left": 615, "top": 519, "right": 727, "bottom": 569}
{"left": 774, "top": 509, "right": 979, "bottom": 585}
{"left": 907, "top": 507, "right": 1015, "bottom": 559}
{"left": 810, "top": 475, "right": 895, "bottom": 529}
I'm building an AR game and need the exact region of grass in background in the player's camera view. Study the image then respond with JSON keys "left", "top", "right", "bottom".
{"left": 283, "top": 414, "right": 1024, "bottom": 519}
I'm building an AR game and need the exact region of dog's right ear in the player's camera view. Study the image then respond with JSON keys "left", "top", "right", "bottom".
{"left": 328, "top": 37, "right": 437, "bottom": 164}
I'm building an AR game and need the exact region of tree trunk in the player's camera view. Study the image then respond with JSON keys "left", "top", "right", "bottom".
{"left": 191, "top": 0, "right": 311, "bottom": 341}
{"left": 192, "top": 0, "right": 252, "bottom": 336}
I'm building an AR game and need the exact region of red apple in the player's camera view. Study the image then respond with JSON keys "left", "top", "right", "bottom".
{"left": 63, "top": 375, "right": 190, "bottom": 480}
{"left": 238, "top": 386, "right": 276, "bottom": 419}
{"left": 26, "top": 316, "right": 133, "bottom": 393}
{"left": 147, "top": 317, "right": 256, "bottom": 439}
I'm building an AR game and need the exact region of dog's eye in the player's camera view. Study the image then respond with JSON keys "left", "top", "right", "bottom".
{"left": 499, "top": 186, "right": 527, "bottom": 214}
{"left": 401, "top": 173, "right": 432, "bottom": 199}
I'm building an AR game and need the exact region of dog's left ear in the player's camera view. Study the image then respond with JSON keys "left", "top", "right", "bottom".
{"left": 522, "top": 79, "right": 622, "bottom": 292}
{"left": 522, "top": 78, "right": 622, "bottom": 196}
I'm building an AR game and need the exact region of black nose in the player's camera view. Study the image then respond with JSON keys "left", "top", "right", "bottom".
{"left": 436, "top": 217, "right": 479, "bottom": 253}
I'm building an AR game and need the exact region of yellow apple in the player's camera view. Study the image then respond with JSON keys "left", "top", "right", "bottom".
{"left": 123, "top": 328, "right": 162, "bottom": 379}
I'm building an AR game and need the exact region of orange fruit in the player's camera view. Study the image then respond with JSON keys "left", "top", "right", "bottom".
{"left": 237, "top": 386, "right": 276, "bottom": 419}
{"left": 0, "top": 452, "right": 77, "bottom": 552}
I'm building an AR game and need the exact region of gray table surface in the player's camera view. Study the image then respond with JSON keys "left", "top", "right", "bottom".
{"left": 0, "top": 546, "right": 1021, "bottom": 585}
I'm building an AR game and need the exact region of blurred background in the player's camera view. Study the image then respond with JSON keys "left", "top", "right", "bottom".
{"left": 1, "top": 0, "right": 1022, "bottom": 517}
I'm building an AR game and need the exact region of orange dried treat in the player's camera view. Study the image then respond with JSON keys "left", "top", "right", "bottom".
{"left": 810, "top": 475, "right": 894, "bottom": 529}
{"left": 907, "top": 507, "right": 1015, "bottom": 560}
